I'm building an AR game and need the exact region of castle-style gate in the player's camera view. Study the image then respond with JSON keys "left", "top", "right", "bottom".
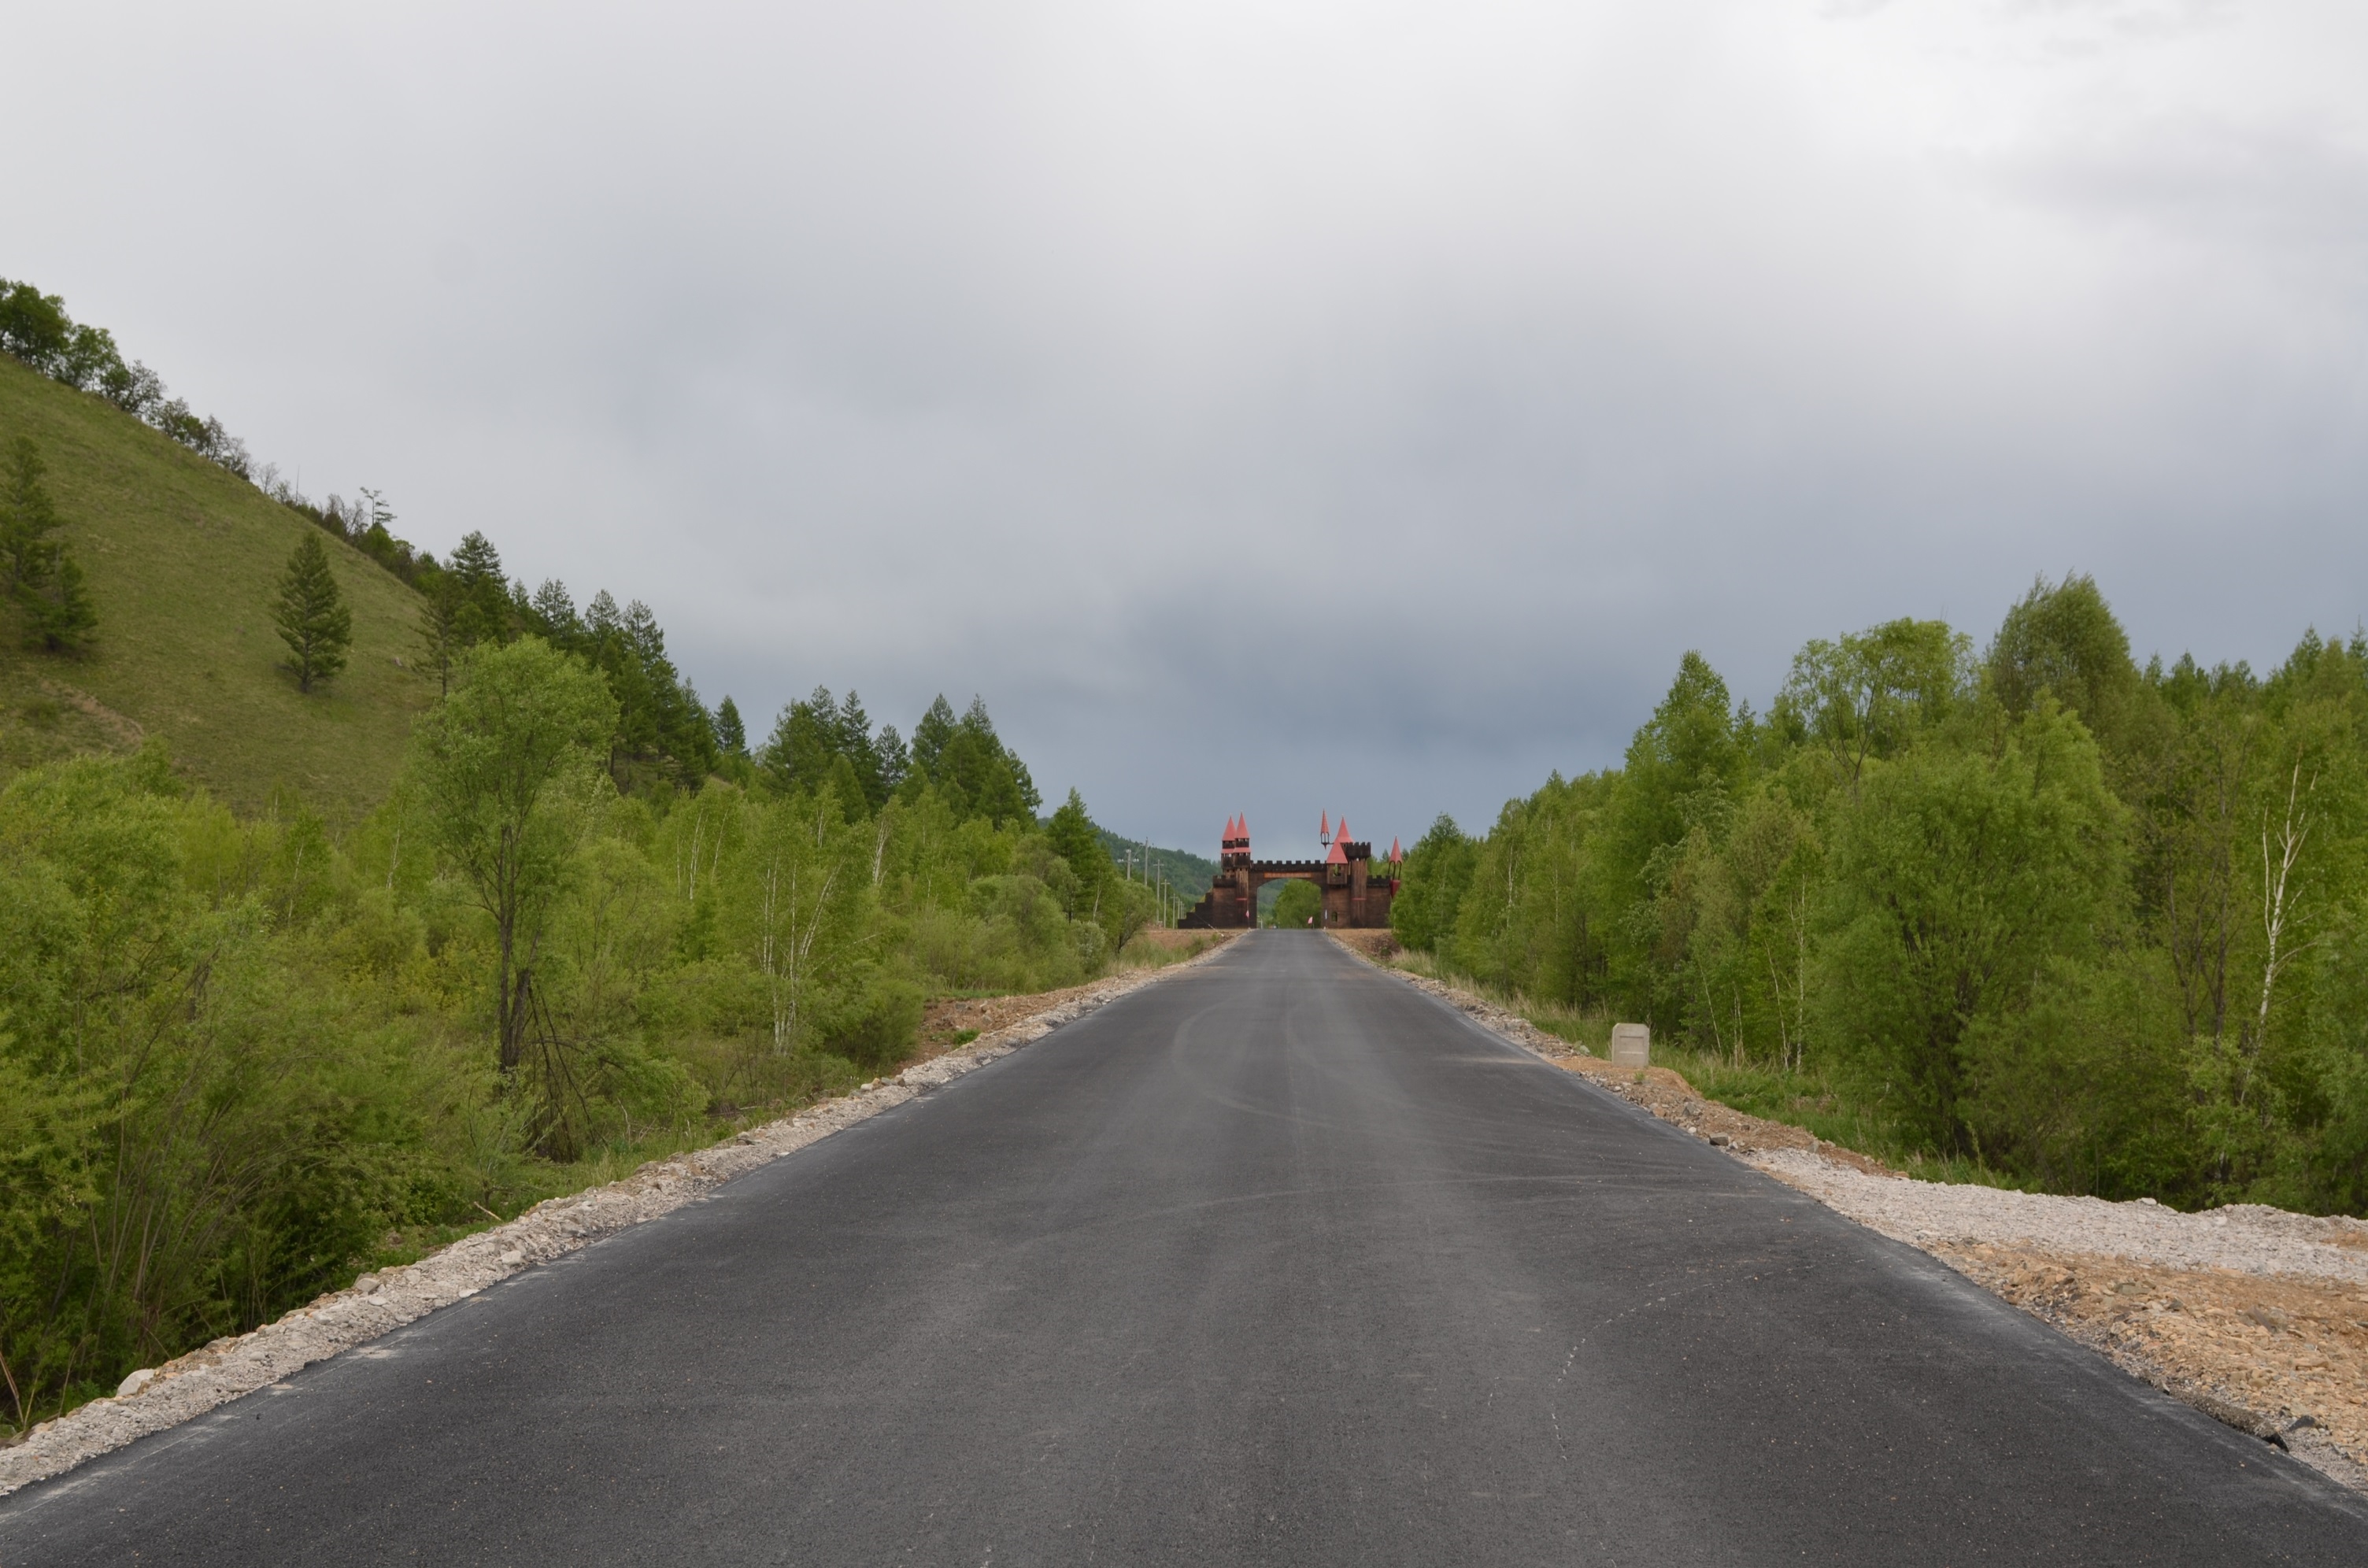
{"left": 1178, "top": 814, "right": 1400, "bottom": 930}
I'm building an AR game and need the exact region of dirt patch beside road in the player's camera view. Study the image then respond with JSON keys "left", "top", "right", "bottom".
{"left": 1338, "top": 937, "right": 2368, "bottom": 1492}
{"left": 913, "top": 936, "right": 1234, "bottom": 1057}
{"left": 1328, "top": 929, "right": 1400, "bottom": 960}
{"left": 1935, "top": 1245, "right": 2368, "bottom": 1488}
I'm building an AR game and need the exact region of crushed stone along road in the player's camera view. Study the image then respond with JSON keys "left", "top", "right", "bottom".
{"left": 6, "top": 933, "right": 2366, "bottom": 1564}
{"left": 0, "top": 946, "right": 1232, "bottom": 1500}
{"left": 1354, "top": 938, "right": 2368, "bottom": 1485}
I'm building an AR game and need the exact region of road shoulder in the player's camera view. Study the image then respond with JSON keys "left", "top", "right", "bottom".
{"left": 0, "top": 936, "right": 1238, "bottom": 1499}
{"left": 1327, "top": 933, "right": 2368, "bottom": 1492}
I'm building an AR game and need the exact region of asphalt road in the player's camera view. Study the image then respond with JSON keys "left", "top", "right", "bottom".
{"left": 7, "top": 933, "right": 2366, "bottom": 1565}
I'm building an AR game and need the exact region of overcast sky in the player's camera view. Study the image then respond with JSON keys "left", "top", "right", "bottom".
{"left": 8, "top": 1, "right": 2366, "bottom": 859}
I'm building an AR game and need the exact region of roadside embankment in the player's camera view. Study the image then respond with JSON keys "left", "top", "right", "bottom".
{"left": 0, "top": 936, "right": 1236, "bottom": 1498}
{"left": 1337, "top": 934, "right": 2368, "bottom": 1493}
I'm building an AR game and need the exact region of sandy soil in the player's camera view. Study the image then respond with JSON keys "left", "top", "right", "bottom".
{"left": 1344, "top": 938, "right": 2368, "bottom": 1492}
{"left": 1327, "top": 929, "right": 1401, "bottom": 960}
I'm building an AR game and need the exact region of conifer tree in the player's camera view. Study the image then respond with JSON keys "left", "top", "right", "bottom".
{"left": 759, "top": 687, "right": 844, "bottom": 797}
{"left": 23, "top": 549, "right": 98, "bottom": 653}
{"left": 873, "top": 724, "right": 908, "bottom": 795}
{"left": 2, "top": 435, "right": 98, "bottom": 653}
{"left": 0, "top": 435, "right": 59, "bottom": 594}
{"left": 909, "top": 694, "right": 958, "bottom": 779}
{"left": 1047, "top": 788, "right": 1110, "bottom": 894}
{"left": 446, "top": 531, "right": 513, "bottom": 647}
{"left": 716, "top": 696, "right": 748, "bottom": 756}
{"left": 838, "top": 690, "right": 887, "bottom": 807}
{"left": 272, "top": 531, "right": 353, "bottom": 692}
{"left": 416, "top": 571, "right": 463, "bottom": 695}
{"left": 527, "top": 579, "right": 583, "bottom": 651}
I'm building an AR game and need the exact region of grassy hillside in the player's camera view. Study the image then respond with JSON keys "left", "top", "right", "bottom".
{"left": 0, "top": 355, "right": 431, "bottom": 818}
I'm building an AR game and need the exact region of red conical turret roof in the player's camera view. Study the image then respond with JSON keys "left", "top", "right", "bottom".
{"left": 1319, "top": 810, "right": 1330, "bottom": 841}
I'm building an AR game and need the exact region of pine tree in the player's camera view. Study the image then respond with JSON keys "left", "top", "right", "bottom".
{"left": 716, "top": 697, "right": 748, "bottom": 756}
{"left": 272, "top": 531, "right": 353, "bottom": 693}
{"left": 1, "top": 436, "right": 60, "bottom": 596}
{"left": 446, "top": 531, "right": 512, "bottom": 647}
{"left": 909, "top": 695, "right": 958, "bottom": 781}
{"left": 838, "top": 690, "right": 886, "bottom": 807}
{"left": 2, "top": 435, "right": 98, "bottom": 653}
{"left": 416, "top": 572, "right": 463, "bottom": 695}
{"left": 23, "top": 548, "right": 97, "bottom": 653}
{"left": 759, "top": 688, "right": 843, "bottom": 797}
{"left": 873, "top": 724, "right": 908, "bottom": 795}
{"left": 1048, "top": 789, "right": 1108, "bottom": 886}
{"left": 527, "top": 579, "right": 583, "bottom": 651}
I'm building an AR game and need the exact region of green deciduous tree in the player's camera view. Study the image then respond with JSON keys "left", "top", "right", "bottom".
{"left": 270, "top": 531, "right": 353, "bottom": 693}
{"left": 1778, "top": 618, "right": 1972, "bottom": 798}
{"left": 1271, "top": 879, "right": 1322, "bottom": 928}
{"left": 0, "top": 280, "right": 72, "bottom": 372}
{"left": 403, "top": 638, "right": 618, "bottom": 1077}
{"left": 0, "top": 749, "right": 395, "bottom": 1431}
{"left": 1812, "top": 699, "right": 2126, "bottom": 1153}
{"left": 1987, "top": 572, "right": 2140, "bottom": 750}
{"left": 0, "top": 659, "right": 1119, "bottom": 1429}
{"left": 1392, "top": 814, "right": 1477, "bottom": 955}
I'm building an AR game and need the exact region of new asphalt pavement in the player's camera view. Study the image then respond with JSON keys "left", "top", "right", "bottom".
{"left": 6, "top": 931, "right": 2366, "bottom": 1564}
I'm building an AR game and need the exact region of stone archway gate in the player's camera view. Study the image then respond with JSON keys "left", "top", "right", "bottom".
{"left": 1178, "top": 815, "right": 1400, "bottom": 930}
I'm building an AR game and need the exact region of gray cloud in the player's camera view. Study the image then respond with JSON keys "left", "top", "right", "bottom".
{"left": 6, "top": 0, "right": 2364, "bottom": 859}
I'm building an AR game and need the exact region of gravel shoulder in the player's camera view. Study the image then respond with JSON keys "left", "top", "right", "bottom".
{"left": 1338, "top": 934, "right": 2368, "bottom": 1494}
{"left": 0, "top": 937, "right": 1237, "bottom": 1498}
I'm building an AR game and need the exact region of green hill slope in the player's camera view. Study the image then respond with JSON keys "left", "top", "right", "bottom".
{"left": 0, "top": 356, "right": 431, "bottom": 817}
{"left": 1094, "top": 823, "right": 1216, "bottom": 900}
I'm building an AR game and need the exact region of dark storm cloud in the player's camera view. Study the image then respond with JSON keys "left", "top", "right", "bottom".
{"left": 6, "top": 0, "right": 2364, "bottom": 858}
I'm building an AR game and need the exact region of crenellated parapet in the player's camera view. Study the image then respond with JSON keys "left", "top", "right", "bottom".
{"left": 1179, "top": 811, "right": 1401, "bottom": 929}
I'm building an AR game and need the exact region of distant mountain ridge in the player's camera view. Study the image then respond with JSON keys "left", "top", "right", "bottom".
{"left": 1093, "top": 824, "right": 1215, "bottom": 902}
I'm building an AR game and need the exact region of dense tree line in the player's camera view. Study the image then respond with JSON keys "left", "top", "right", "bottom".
{"left": 0, "top": 279, "right": 251, "bottom": 476}
{"left": 1, "top": 276, "right": 439, "bottom": 589}
{"left": 1, "top": 277, "right": 723, "bottom": 781}
{"left": 0, "top": 634, "right": 1153, "bottom": 1434}
{"left": 1396, "top": 576, "right": 2368, "bottom": 1213}
{"left": 0, "top": 274, "right": 1171, "bottom": 1431}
